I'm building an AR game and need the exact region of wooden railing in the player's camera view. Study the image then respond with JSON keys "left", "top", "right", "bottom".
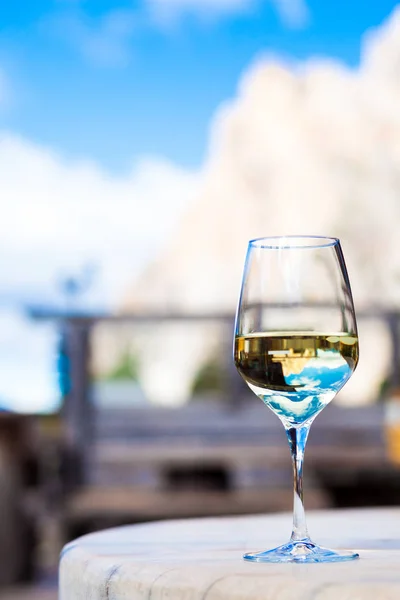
{"left": 28, "top": 307, "right": 400, "bottom": 487}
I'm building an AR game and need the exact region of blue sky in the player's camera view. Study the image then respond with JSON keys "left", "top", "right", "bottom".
{"left": 0, "top": 0, "right": 398, "bottom": 173}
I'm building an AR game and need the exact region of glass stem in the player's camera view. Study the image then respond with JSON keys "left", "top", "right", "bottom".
{"left": 285, "top": 424, "right": 311, "bottom": 542}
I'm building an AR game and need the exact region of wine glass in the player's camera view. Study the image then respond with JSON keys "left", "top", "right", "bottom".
{"left": 234, "top": 235, "right": 359, "bottom": 563}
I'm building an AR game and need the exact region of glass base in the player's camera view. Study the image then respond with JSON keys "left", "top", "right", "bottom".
{"left": 243, "top": 538, "right": 359, "bottom": 563}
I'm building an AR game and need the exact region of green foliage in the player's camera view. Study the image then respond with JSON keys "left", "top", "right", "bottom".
{"left": 379, "top": 376, "right": 390, "bottom": 401}
{"left": 379, "top": 374, "right": 400, "bottom": 402}
{"left": 104, "top": 350, "right": 140, "bottom": 382}
{"left": 191, "top": 358, "right": 225, "bottom": 395}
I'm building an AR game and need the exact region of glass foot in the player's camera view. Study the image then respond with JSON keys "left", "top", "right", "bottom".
{"left": 243, "top": 539, "right": 359, "bottom": 563}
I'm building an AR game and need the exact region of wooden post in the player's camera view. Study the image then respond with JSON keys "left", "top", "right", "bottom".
{"left": 62, "top": 320, "right": 94, "bottom": 488}
{"left": 387, "top": 312, "right": 400, "bottom": 388}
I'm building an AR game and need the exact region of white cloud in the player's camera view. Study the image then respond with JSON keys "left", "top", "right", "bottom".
{"left": 148, "top": 0, "right": 253, "bottom": 19}
{"left": 270, "top": 0, "right": 310, "bottom": 29}
{"left": 0, "top": 309, "right": 59, "bottom": 413}
{"left": 147, "top": 0, "right": 310, "bottom": 28}
{"left": 45, "top": 8, "right": 137, "bottom": 67}
{"left": 45, "top": 0, "right": 310, "bottom": 61}
{"left": 0, "top": 131, "right": 199, "bottom": 412}
{"left": 0, "top": 132, "right": 198, "bottom": 307}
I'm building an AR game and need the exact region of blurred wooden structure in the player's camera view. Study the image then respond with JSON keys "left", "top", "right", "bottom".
{"left": 0, "top": 415, "right": 37, "bottom": 586}
{"left": 63, "top": 401, "right": 391, "bottom": 536}
{"left": 27, "top": 306, "right": 400, "bottom": 490}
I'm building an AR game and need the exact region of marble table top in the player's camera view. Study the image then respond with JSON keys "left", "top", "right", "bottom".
{"left": 59, "top": 508, "right": 400, "bottom": 599}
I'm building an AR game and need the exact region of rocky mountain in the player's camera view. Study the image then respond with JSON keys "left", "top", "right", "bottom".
{"left": 116, "top": 9, "right": 400, "bottom": 406}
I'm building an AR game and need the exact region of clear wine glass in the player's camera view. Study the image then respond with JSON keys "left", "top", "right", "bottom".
{"left": 234, "top": 235, "right": 359, "bottom": 563}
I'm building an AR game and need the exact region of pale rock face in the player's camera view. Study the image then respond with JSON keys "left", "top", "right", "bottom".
{"left": 120, "top": 9, "right": 400, "bottom": 406}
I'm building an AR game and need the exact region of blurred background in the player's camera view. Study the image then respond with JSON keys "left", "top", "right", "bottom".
{"left": 2, "top": 1, "right": 400, "bottom": 597}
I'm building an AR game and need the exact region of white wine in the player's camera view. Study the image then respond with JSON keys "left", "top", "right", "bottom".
{"left": 234, "top": 332, "right": 359, "bottom": 425}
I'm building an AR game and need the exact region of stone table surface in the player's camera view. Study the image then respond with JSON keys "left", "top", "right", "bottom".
{"left": 59, "top": 508, "right": 400, "bottom": 600}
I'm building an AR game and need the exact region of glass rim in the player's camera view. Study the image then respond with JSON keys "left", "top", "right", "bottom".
{"left": 249, "top": 235, "right": 339, "bottom": 250}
